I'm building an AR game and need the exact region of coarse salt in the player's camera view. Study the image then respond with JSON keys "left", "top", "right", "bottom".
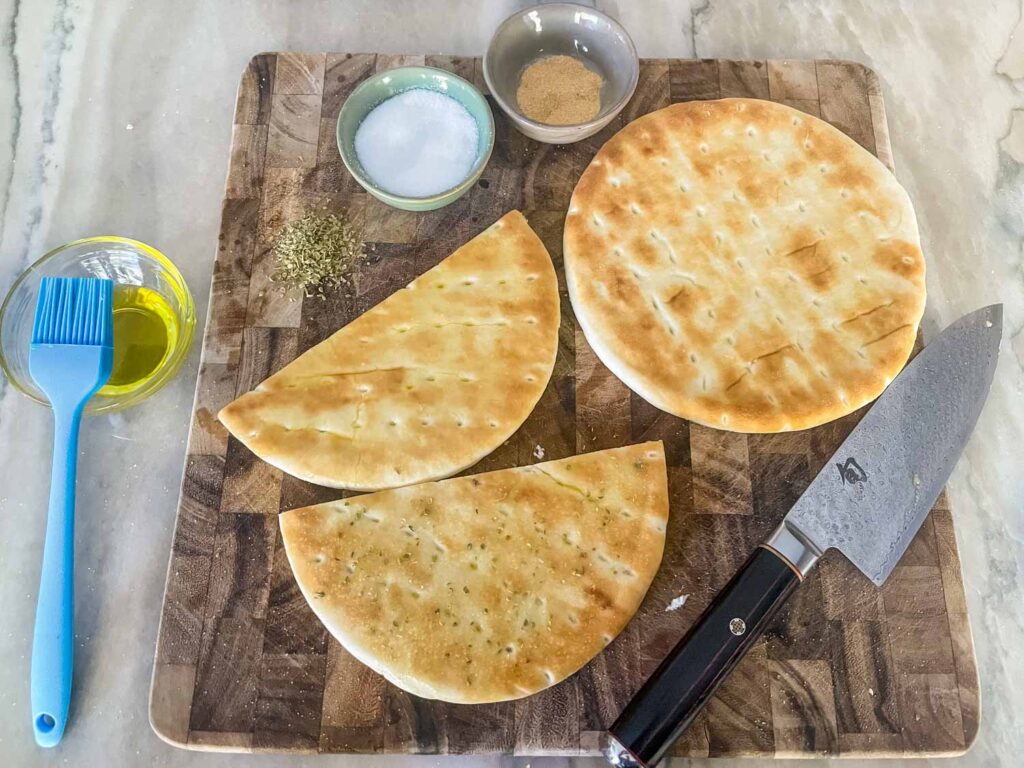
{"left": 665, "top": 594, "right": 689, "bottom": 612}
{"left": 355, "top": 88, "right": 479, "bottom": 198}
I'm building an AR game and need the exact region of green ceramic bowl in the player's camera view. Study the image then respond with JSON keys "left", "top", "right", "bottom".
{"left": 337, "top": 66, "right": 495, "bottom": 211}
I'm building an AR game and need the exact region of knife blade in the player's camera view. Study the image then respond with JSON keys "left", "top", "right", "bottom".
{"left": 604, "top": 305, "right": 1002, "bottom": 768}
{"left": 781, "top": 303, "right": 1002, "bottom": 585}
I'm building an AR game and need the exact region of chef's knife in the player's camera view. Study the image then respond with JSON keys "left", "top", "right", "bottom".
{"left": 604, "top": 304, "right": 1002, "bottom": 768}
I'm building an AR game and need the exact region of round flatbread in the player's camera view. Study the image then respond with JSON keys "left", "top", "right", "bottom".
{"left": 220, "top": 210, "right": 559, "bottom": 490}
{"left": 279, "top": 442, "right": 669, "bottom": 704}
{"left": 564, "top": 99, "right": 925, "bottom": 433}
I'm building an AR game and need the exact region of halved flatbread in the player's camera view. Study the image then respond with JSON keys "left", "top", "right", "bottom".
{"left": 220, "top": 210, "right": 559, "bottom": 490}
{"left": 280, "top": 441, "right": 668, "bottom": 704}
{"left": 564, "top": 99, "right": 926, "bottom": 432}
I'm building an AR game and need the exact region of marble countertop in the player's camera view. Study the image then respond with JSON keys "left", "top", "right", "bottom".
{"left": 0, "top": 1, "right": 1021, "bottom": 766}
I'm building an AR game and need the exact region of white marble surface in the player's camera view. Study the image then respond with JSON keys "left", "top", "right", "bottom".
{"left": 0, "top": 1, "right": 1021, "bottom": 766}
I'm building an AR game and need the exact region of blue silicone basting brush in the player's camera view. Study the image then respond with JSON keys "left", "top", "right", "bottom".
{"left": 28, "top": 277, "right": 113, "bottom": 747}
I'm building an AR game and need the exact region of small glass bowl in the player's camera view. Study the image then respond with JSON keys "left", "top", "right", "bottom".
{"left": 0, "top": 237, "right": 196, "bottom": 413}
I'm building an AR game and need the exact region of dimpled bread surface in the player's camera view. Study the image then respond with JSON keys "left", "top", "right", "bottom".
{"left": 564, "top": 98, "right": 926, "bottom": 433}
{"left": 219, "top": 210, "right": 559, "bottom": 490}
{"left": 279, "top": 442, "right": 669, "bottom": 704}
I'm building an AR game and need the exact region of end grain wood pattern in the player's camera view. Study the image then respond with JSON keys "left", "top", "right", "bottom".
{"left": 150, "top": 55, "right": 980, "bottom": 758}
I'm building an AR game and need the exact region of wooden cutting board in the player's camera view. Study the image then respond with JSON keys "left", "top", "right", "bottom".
{"left": 150, "top": 54, "right": 980, "bottom": 758}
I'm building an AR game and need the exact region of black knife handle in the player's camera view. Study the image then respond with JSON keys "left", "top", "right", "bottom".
{"left": 605, "top": 546, "right": 801, "bottom": 768}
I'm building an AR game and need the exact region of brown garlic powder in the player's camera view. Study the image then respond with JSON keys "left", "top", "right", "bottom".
{"left": 515, "top": 55, "right": 604, "bottom": 125}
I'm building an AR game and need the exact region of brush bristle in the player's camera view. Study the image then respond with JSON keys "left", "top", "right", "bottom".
{"left": 31, "top": 277, "right": 114, "bottom": 347}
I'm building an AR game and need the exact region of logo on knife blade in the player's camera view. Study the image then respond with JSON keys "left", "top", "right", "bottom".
{"left": 836, "top": 457, "right": 867, "bottom": 486}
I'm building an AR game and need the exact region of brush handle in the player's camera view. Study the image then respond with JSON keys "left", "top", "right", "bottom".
{"left": 31, "top": 404, "right": 83, "bottom": 748}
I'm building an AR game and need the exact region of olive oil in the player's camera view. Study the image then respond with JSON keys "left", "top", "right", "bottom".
{"left": 98, "top": 285, "right": 178, "bottom": 396}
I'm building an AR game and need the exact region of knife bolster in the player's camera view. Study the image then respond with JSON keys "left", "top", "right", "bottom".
{"left": 764, "top": 520, "right": 821, "bottom": 577}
